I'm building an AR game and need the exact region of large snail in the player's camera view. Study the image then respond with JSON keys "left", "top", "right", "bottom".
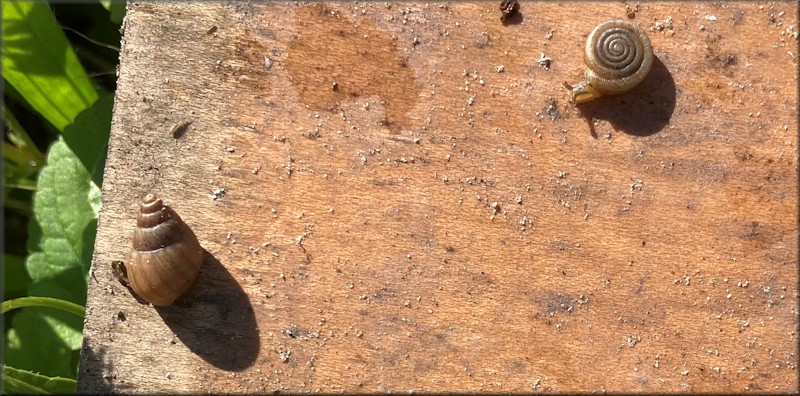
{"left": 112, "top": 193, "right": 203, "bottom": 306}
{"left": 563, "top": 19, "right": 654, "bottom": 104}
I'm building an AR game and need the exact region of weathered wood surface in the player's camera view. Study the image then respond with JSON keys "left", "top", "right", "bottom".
{"left": 78, "top": 1, "right": 799, "bottom": 393}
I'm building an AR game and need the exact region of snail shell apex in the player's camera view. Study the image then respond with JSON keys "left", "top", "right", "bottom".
{"left": 127, "top": 193, "right": 203, "bottom": 306}
{"left": 564, "top": 19, "right": 654, "bottom": 104}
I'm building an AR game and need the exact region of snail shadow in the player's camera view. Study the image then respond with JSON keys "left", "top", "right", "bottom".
{"left": 76, "top": 341, "right": 118, "bottom": 394}
{"left": 577, "top": 56, "right": 676, "bottom": 137}
{"left": 155, "top": 250, "right": 259, "bottom": 372}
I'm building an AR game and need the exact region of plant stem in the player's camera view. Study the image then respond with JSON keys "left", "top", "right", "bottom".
{"left": 1, "top": 296, "right": 86, "bottom": 318}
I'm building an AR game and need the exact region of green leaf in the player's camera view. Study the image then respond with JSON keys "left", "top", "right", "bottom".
{"left": 61, "top": 92, "right": 113, "bottom": 188}
{"left": 4, "top": 104, "right": 45, "bottom": 162}
{"left": 4, "top": 310, "right": 82, "bottom": 380}
{"left": 4, "top": 142, "right": 42, "bottom": 194}
{"left": 108, "top": 2, "right": 127, "bottom": 25}
{"left": 25, "top": 95, "right": 111, "bottom": 304}
{"left": 13, "top": 96, "right": 111, "bottom": 379}
{"left": 25, "top": 136, "right": 96, "bottom": 305}
{"left": 2, "top": 364, "right": 77, "bottom": 394}
{"left": 3, "top": 254, "right": 31, "bottom": 299}
{"left": 4, "top": 142, "right": 42, "bottom": 170}
{"left": 3, "top": 150, "right": 39, "bottom": 196}
{"left": 4, "top": 104, "right": 46, "bottom": 200}
{"left": 14, "top": 135, "right": 91, "bottom": 376}
{"left": 2, "top": 1, "right": 100, "bottom": 132}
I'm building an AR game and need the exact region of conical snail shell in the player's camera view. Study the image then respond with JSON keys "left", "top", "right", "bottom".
{"left": 128, "top": 193, "right": 203, "bottom": 306}
{"left": 564, "top": 19, "right": 654, "bottom": 104}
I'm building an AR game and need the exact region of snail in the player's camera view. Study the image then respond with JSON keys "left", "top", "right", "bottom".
{"left": 563, "top": 19, "right": 654, "bottom": 104}
{"left": 112, "top": 193, "right": 203, "bottom": 306}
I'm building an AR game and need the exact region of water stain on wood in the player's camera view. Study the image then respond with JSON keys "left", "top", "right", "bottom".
{"left": 285, "top": 4, "right": 419, "bottom": 132}
{"left": 726, "top": 220, "right": 782, "bottom": 252}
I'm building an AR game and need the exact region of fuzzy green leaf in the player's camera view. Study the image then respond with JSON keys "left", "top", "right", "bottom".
{"left": 14, "top": 137, "right": 93, "bottom": 380}
{"left": 2, "top": 1, "right": 100, "bottom": 132}
{"left": 2, "top": 364, "right": 77, "bottom": 394}
{"left": 25, "top": 136, "right": 97, "bottom": 305}
{"left": 61, "top": 93, "right": 113, "bottom": 188}
{"left": 15, "top": 96, "right": 111, "bottom": 379}
{"left": 25, "top": 95, "right": 111, "bottom": 304}
{"left": 18, "top": 137, "right": 95, "bottom": 377}
{"left": 4, "top": 310, "right": 82, "bottom": 380}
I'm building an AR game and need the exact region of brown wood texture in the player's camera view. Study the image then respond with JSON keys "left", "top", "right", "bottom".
{"left": 78, "top": 1, "right": 799, "bottom": 393}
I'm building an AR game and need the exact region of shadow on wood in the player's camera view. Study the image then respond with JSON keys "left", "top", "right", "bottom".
{"left": 577, "top": 56, "right": 676, "bottom": 137}
{"left": 501, "top": 10, "right": 523, "bottom": 26}
{"left": 154, "top": 250, "right": 259, "bottom": 372}
{"left": 77, "top": 341, "right": 120, "bottom": 394}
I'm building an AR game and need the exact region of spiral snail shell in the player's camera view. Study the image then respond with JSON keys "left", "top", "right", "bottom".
{"left": 563, "top": 19, "right": 654, "bottom": 104}
{"left": 114, "top": 193, "right": 203, "bottom": 306}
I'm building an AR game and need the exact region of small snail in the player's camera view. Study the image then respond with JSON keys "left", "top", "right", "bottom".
{"left": 112, "top": 193, "right": 203, "bottom": 306}
{"left": 563, "top": 19, "right": 654, "bottom": 104}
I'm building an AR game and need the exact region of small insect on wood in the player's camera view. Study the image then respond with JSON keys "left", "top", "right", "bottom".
{"left": 170, "top": 119, "right": 193, "bottom": 139}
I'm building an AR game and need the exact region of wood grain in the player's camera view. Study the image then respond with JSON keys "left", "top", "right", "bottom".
{"left": 78, "top": 2, "right": 798, "bottom": 393}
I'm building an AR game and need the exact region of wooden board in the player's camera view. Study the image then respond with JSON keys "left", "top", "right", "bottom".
{"left": 78, "top": 1, "right": 799, "bottom": 393}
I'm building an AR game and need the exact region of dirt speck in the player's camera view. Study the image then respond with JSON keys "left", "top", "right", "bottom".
{"left": 537, "top": 53, "right": 552, "bottom": 70}
{"left": 211, "top": 187, "right": 226, "bottom": 200}
{"left": 625, "top": 4, "right": 638, "bottom": 19}
{"left": 541, "top": 98, "right": 559, "bottom": 120}
{"left": 498, "top": 0, "right": 519, "bottom": 23}
{"left": 278, "top": 349, "right": 291, "bottom": 362}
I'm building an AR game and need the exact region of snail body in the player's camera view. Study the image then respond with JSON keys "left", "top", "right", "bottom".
{"left": 117, "top": 193, "right": 203, "bottom": 306}
{"left": 564, "top": 19, "right": 653, "bottom": 104}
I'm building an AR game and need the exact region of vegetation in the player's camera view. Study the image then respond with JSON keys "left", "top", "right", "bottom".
{"left": 3, "top": 2, "right": 125, "bottom": 393}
